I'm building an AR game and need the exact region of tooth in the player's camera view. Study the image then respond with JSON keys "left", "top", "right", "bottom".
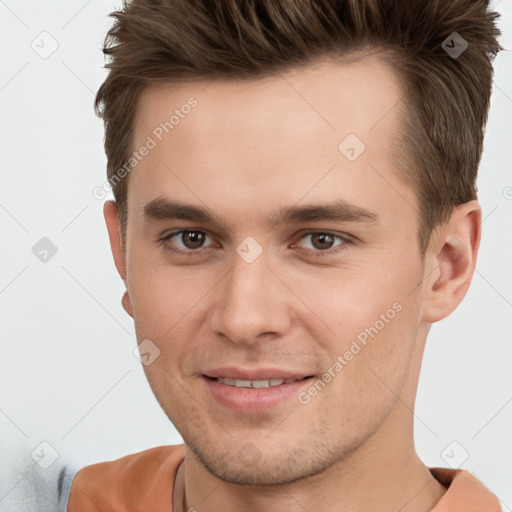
{"left": 252, "top": 380, "right": 270, "bottom": 388}
{"left": 218, "top": 378, "right": 235, "bottom": 385}
{"left": 216, "top": 378, "right": 294, "bottom": 388}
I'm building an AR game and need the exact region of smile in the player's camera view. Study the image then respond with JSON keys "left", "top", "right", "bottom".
{"left": 203, "top": 373, "right": 314, "bottom": 413}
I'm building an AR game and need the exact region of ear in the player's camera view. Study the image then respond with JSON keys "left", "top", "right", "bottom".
{"left": 421, "top": 200, "right": 481, "bottom": 323}
{"left": 104, "top": 201, "right": 133, "bottom": 318}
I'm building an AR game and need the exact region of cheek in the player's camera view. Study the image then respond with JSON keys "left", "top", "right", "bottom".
{"left": 294, "top": 289, "right": 421, "bottom": 435}
{"left": 285, "top": 253, "right": 424, "bottom": 415}
{"left": 284, "top": 252, "right": 422, "bottom": 352}
{"left": 127, "top": 257, "right": 218, "bottom": 375}
{"left": 128, "top": 255, "right": 206, "bottom": 328}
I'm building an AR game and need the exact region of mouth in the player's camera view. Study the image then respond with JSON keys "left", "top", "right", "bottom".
{"left": 202, "top": 370, "right": 315, "bottom": 413}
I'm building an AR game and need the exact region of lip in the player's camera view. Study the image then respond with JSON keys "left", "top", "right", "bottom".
{"left": 202, "top": 367, "right": 314, "bottom": 413}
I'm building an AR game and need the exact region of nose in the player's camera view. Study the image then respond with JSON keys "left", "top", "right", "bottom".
{"left": 209, "top": 248, "right": 292, "bottom": 345}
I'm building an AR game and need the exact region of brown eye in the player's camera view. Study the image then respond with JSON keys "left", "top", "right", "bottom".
{"left": 180, "top": 230, "right": 206, "bottom": 249}
{"left": 163, "top": 230, "right": 213, "bottom": 253}
{"left": 310, "top": 233, "right": 335, "bottom": 250}
{"left": 297, "top": 232, "right": 345, "bottom": 252}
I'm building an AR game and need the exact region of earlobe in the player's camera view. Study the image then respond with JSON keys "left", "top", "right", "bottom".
{"left": 422, "top": 201, "right": 481, "bottom": 323}
{"left": 104, "top": 201, "right": 134, "bottom": 318}
{"left": 121, "top": 290, "right": 134, "bottom": 317}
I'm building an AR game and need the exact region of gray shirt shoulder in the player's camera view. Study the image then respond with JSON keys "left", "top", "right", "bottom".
{"left": 0, "top": 463, "right": 79, "bottom": 512}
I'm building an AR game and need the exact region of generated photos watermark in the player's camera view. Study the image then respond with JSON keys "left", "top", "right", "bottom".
{"left": 92, "top": 97, "right": 198, "bottom": 200}
{"left": 298, "top": 301, "right": 403, "bottom": 405}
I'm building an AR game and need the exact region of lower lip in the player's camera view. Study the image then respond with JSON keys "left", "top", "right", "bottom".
{"left": 202, "top": 376, "right": 313, "bottom": 413}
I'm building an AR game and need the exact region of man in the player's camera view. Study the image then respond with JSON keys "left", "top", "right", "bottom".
{"left": 66, "top": 0, "right": 502, "bottom": 510}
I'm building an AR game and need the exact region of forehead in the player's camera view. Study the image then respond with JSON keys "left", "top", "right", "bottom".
{"left": 128, "top": 57, "right": 415, "bottom": 230}
{"left": 135, "top": 56, "right": 403, "bottom": 145}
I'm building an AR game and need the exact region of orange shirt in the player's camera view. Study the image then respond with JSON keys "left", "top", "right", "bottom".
{"left": 67, "top": 444, "right": 501, "bottom": 511}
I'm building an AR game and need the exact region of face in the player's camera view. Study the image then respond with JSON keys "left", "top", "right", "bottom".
{"left": 118, "top": 57, "right": 431, "bottom": 485}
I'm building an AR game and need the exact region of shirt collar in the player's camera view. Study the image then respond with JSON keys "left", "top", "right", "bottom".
{"left": 429, "top": 467, "right": 501, "bottom": 511}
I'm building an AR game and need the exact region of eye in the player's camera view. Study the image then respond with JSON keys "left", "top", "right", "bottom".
{"left": 161, "top": 230, "right": 214, "bottom": 254}
{"left": 294, "top": 231, "right": 348, "bottom": 255}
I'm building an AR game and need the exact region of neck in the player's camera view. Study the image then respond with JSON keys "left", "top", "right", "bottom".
{"left": 176, "top": 410, "right": 446, "bottom": 512}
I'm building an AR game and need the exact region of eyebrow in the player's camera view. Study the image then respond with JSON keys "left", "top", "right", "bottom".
{"left": 143, "top": 197, "right": 379, "bottom": 230}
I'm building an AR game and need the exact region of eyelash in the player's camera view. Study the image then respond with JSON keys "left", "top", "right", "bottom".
{"left": 158, "top": 229, "right": 352, "bottom": 259}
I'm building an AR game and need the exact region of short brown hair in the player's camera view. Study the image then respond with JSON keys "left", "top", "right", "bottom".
{"left": 95, "top": 0, "right": 501, "bottom": 254}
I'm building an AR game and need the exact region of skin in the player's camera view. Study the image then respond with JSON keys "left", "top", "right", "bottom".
{"left": 104, "top": 56, "right": 481, "bottom": 512}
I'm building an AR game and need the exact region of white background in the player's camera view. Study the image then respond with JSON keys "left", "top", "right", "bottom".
{"left": 0, "top": 0, "right": 511, "bottom": 508}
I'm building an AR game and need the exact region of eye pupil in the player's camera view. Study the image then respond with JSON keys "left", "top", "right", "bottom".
{"left": 183, "top": 231, "right": 205, "bottom": 249}
{"left": 312, "top": 233, "right": 334, "bottom": 250}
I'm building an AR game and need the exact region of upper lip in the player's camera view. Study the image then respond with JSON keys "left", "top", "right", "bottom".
{"left": 204, "top": 367, "right": 313, "bottom": 381}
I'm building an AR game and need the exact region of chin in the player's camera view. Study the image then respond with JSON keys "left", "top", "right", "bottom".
{"left": 185, "top": 436, "right": 351, "bottom": 486}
